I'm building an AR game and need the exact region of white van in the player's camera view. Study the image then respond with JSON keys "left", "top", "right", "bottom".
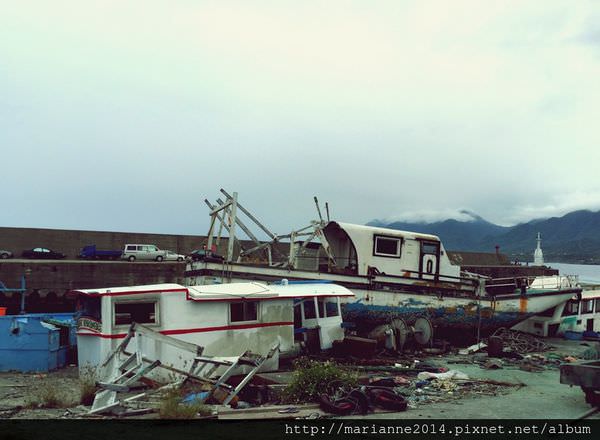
{"left": 122, "top": 244, "right": 167, "bottom": 262}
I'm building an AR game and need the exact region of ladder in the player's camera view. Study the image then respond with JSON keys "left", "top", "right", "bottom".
{"left": 189, "top": 342, "right": 280, "bottom": 406}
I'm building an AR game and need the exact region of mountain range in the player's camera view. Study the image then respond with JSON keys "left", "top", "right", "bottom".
{"left": 367, "top": 209, "right": 600, "bottom": 264}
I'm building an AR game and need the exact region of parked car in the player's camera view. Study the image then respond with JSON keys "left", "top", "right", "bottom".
{"left": 0, "top": 249, "right": 13, "bottom": 259}
{"left": 121, "top": 244, "right": 167, "bottom": 262}
{"left": 21, "top": 247, "right": 66, "bottom": 259}
{"left": 186, "top": 249, "right": 225, "bottom": 262}
{"left": 164, "top": 250, "right": 185, "bottom": 262}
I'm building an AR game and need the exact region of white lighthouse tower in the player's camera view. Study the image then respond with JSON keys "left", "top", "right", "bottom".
{"left": 533, "top": 232, "right": 544, "bottom": 266}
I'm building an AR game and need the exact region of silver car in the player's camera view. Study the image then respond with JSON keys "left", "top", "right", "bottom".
{"left": 164, "top": 250, "right": 185, "bottom": 262}
{"left": 121, "top": 244, "right": 167, "bottom": 262}
{"left": 0, "top": 249, "right": 13, "bottom": 259}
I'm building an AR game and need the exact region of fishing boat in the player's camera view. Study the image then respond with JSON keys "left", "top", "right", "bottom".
{"left": 185, "top": 190, "right": 581, "bottom": 343}
{"left": 512, "top": 281, "right": 600, "bottom": 338}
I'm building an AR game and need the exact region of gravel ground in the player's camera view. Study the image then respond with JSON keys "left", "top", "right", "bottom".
{"left": 0, "top": 366, "right": 84, "bottom": 419}
{"left": 0, "top": 338, "right": 597, "bottom": 420}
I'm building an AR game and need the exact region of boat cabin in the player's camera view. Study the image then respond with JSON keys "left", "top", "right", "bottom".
{"left": 311, "top": 222, "right": 460, "bottom": 281}
{"left": 73, "top": 281, "right": 353, "bottom": 373}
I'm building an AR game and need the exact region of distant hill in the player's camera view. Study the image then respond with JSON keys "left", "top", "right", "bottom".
{"left": 369, "top": 209, "right": 600, "bottom": 264}
{"left": 367, "top": 210, "right": 509, "bottom": 252}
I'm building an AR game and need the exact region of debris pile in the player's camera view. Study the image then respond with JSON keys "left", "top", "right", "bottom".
{"left": 87, "top": 323, "right": 279, "bottom": 418}
{"left": 489, "top": 328, "right": 551, "bottom": 353}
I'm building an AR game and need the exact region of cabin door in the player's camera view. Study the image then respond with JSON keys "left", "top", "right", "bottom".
{"left": 419, "top": 240, "right": 440, "bottom": 281}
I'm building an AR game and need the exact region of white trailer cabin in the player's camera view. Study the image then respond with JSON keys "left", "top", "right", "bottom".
{"left": 74, "top": 281, "right": 353, "bottom": 374}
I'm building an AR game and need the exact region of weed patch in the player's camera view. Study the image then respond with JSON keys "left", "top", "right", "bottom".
{"left": 26, "top": 383, "right": 73, "bottom": 409}
{"left": 281, "top": 358, "right": 358, "bottom": 403}
{"left": 159, "top": 389, "right": 213, "bottom": 419}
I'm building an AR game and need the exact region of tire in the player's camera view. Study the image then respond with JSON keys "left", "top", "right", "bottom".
{"left": 128, "top": 255, "right": 136, "bottom": 262}
{"left": 319, "top": 394, "right": 356, "bottom": 415}
{"left": 177, "top": 257, "right": 183, "bottom": 262}
{"left": 0, "top": 253, "right": 9, "bottom": 259}
{"left": 365, "top": 387, "right": 408, "bottom": 411}
{"left": 156, "top": 256, "right": 163, "bottom": 262}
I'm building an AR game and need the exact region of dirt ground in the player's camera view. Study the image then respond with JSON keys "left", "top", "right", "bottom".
{"left": 0, "top": 366, "right": 83, "bottom": 419}
{"left": 0, "top": 338, "right": 598, "bottom": 420}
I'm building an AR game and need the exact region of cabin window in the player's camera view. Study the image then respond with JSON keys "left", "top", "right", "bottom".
{"left": 230, "top": 301, "right": 258, "bottom": 323}
{"left": 314, "top": 298, "right": 340, "bottom": 318}
{"left": 325, "top": 299, "right": 339, "bottom": 317}
{"left": 421, "top": 242, "right": 439, "bottom": 255}
{"left": 582, "top": 299, "right": 594, "bottom": 314}
{"left": 303, "top": 300, "right": 317, "bottom": 319}
{"left": 373, "top": 235, "right": 402, "bottom": 258}
{"left": 114, "top": 301, "right": 158, "bottom": 326}
{"left": 76, "top": 296, "right": 101, "bottom": 321}
{"left": 561, "top": 300, "right": 579, "bottom": 317}
{"left": 596, "top": 298, "right": 600, "bottom": 314}
{"left": 317, "top": 299, "right": 325, "bottom": 318}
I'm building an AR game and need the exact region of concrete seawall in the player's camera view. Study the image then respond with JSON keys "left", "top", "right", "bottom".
{"left": 0, "top": 260, "right": 188, "bottom": 314}
{"left": 0, "top": 226, "right": 205, "bottom": 259}
{"left": 0, "top": 226, "right": 214, "bottom": 313}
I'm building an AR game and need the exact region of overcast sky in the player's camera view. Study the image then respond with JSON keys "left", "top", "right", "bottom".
{"left": 1, "top": 0, "right": 599, "bottom": 236}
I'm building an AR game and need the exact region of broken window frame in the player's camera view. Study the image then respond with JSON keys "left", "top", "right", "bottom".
{"left": 113, "top": 300, "right": 160, "bottom": 327}
{"left": 373, "top": 235, "right": 402, "bottom": 258}
{"left": 229, "top": 301, "right": 259, "bottom": 323}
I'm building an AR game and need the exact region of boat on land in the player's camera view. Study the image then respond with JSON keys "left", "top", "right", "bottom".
{"left": 184, "top": 190, "right": 582, "bottom": 343}
{"left": 513, "top": 282, "right": 600, "bottom": 338}
{"left": 73, "top": 281, "right": 353, "bottom": 373}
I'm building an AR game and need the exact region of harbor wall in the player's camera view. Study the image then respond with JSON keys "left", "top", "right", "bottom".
{"left": 0, "top": 226, "right": 205, "bottom": 259}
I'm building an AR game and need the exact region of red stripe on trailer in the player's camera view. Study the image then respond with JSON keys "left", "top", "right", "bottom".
{"left": 76, "top": 321, "right": 294, "bottom": 339}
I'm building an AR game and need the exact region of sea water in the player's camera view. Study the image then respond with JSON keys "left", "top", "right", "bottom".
{"left": 546, "top": 262, "right": 600, "bottom": 285}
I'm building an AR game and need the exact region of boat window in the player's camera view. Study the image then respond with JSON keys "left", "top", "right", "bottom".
{"left": 325, "top": 299, "right": 339, "bottom": 317}
{"left": 421, "top": 242, "right": 439, "bottom": 255}
{"left": 317, "top": 299, "right": 325, "bottom": 318}
{"left": 373, "top": 235, "right": 402, "bottom": 257}
{"left": 582, "top": 299, "right": 594, "bottom": 314}
{"left": 303, "top": 300, "right": 317, "bottom": 319}
{"left": 114, "top": 301, "right": 158, "bottom": 326}
{"left": 230, "top": 301, "right": 258, "bottom": 322}
{"left": 315, "top": 298, "right": 340, "bottom": 318}
{"left": 596, "top": 298, "right": 600, "bottom": 314}
{"left": 561, "top": 300, "right": 579, "bottom": 317}
{"left": 76, "top": 296, "right": 101, "bottom": 321}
